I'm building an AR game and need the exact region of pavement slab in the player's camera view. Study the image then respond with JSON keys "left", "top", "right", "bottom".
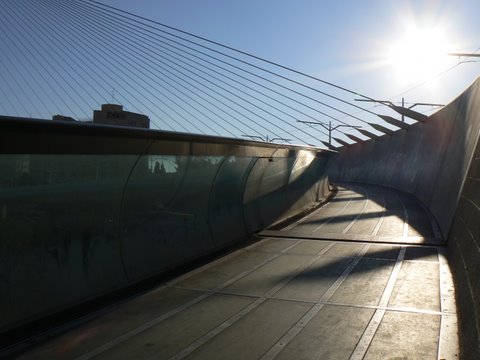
{"left": 15, "top": 183, "right": 458, "bottom": 360}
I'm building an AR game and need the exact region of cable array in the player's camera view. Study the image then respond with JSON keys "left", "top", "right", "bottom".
{"left": 0, "top": 0, "right": 397, "bottom": 145}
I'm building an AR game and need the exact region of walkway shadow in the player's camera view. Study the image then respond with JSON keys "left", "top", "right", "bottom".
{"left": 272, "top": 245, "right": 439, "bottom": 286}
{"left": 281, "top": 182, "right": 441, "bottom": 242}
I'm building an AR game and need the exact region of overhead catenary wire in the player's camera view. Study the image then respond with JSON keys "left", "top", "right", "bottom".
{"left": 0, "top": 3, "right": 93, "bottom": 120}
{"left": 50, "top": 0, "right": 326, "bottom": 142}
{"left": 83, "top": 0, "right": 380, "bottom": 107}
{"left": 38, "top": 0, "right": 270, "bottom": 138}
{"left": 0, "top": 0, "right": 392, "bottom": 144}
{"left": 38, "top": 0, "right": 206, "bottom": 133}
{"left": 0, "top": 54, "right": 45, "bottom": 117}
{"left": 71, "top": 0, "right": 376, "bottom": 128}
{"left": 6, "top": 0, "right": 152, "bottom": 125}
{"left": 41, "top": 0, "right": 284, "bottom": 139}
{"left": 0, "top": 0, "right": 326, "bottom": 141}
{"left": 12, "top": 0, "right": 170, "bottom": 129}
{"left": 7, "top": 0, "right": 108, "bottom": 117}
{"left": 388, "top": 47, "right": 480, "bottom": 101}
{"left": 45, "top": 0, "right": 310, "bottom": 142}
{"left": 66, "top": 2, "right": 330, "bottom": 139}
{"left": 0, "top": 68, "right": 24, "bottom": 116}
{"left": 0, "top": 41, "right": 52, "bottom": 117}
{"left": 0, "top": 4, "right": 85, "bottom": 120}
{"left": 0, "top": 84, "right": 12, "bottom": 115}
{"left": 311, "top": 53, "right": 479, "bottom": 130}
{"left": 30, "top": 0, "right": 183, "bottom": 131}
{"left": 0, "top": 58, "right": 36, "bottom": 117}
{"left": 335, "top": 49, "right": 480, "bottom": 129}
{"left": 62, "top": 0, "right": 338, "bottom": 137}
{"left": 61, "top": 1, "right": 480, "bottom": 141}
{"left": 0, "top": 29, "right": 60, "bottom": 119}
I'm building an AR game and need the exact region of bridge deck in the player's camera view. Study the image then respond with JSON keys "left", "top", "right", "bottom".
{"left": 15, "top": 183, "right": 458, "bottom": 359}
{"left": 262, "top": 183, "right": 444, "bottom": 245}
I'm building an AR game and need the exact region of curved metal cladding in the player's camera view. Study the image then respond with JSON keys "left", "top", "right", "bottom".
{"left": 327, "top": 77, "right": 480, "bottom": 358}
{"left": 243, "top": 149, "right": 330, "bottom": 233}
{"left": 328, "top": 78, "right": 480, "bottom": 239}
{"left": 0, "top": 117, "right": 332, "bottom": 334}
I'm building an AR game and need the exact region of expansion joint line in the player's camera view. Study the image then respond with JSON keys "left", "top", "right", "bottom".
{"left": 370, "top": 192, "right": 386, "bottom": 237}
{"left": 74, "top": 239, "right": 301, "bottom": 360}
{"left": 342, "top": 186, "right": 369, "bottom": 234}
{"left": 437, "top": 248, "right": 459, "bottom": 359}
{"left": 259, "top": 243, "right": 371, "bottom": 360}
{"left": 348, "top": 247, "right": 406, "bottom": 360}
{"left": 75, "top": 241, "right": 318, "bottom": 360}
{"left": 168, "top": 241, "right": 337, "bottom": 360}
{"left": 168, "top": 297, "right": 266, "bottom": 360}
{"left": 311, "top": 187, "right": 357, "bottom": 233}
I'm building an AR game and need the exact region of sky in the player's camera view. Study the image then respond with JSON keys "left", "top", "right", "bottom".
{"left": 100, "top": 0, "right": 480, "bottom": 107}
{"left": 1, "top": 0, "right": 480, "bottom": 146}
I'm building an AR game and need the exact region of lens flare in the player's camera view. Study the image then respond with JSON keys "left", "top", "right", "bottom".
{"left": 388, "top": 25, "right": 451, "bottom": 83}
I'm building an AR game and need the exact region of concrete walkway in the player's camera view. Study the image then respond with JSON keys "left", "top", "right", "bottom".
{"left": 262, "top": 183, "right": 443, "bottom": 245}
{"left": 15, "top": 183, "right": 459, "bottom": 359}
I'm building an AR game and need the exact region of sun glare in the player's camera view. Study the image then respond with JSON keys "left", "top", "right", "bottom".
{"left": 388, "top": 25, "right": 451, "bottom": 83}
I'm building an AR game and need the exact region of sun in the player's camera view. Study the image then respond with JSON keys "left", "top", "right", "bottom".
{"left": 387, "top": 25, "right": 451, "bottom": 83}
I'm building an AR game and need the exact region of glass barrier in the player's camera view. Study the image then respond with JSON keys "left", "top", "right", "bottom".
{"left": 0, "top": 123, "right": 332, "bottom": 334}
{"left": 0, "top": 154, "right": 138, "bottom": 326}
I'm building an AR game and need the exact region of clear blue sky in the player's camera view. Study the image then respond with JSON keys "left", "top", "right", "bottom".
{"left": 102, "top": 0, "right": 480, "bottom": 107}
{"left": 1, "top": 0, "right": 480, "bottom": 145}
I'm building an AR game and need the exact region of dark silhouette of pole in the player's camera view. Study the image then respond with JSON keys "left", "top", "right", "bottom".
{"left": 355, "top": 98, "right": 444, "bottom": 122}
{"left": 241, "top": 134, "right": 291, "bottom": 143}
{"left": 297, "top": 120, "right": 361, "bottom": 146}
